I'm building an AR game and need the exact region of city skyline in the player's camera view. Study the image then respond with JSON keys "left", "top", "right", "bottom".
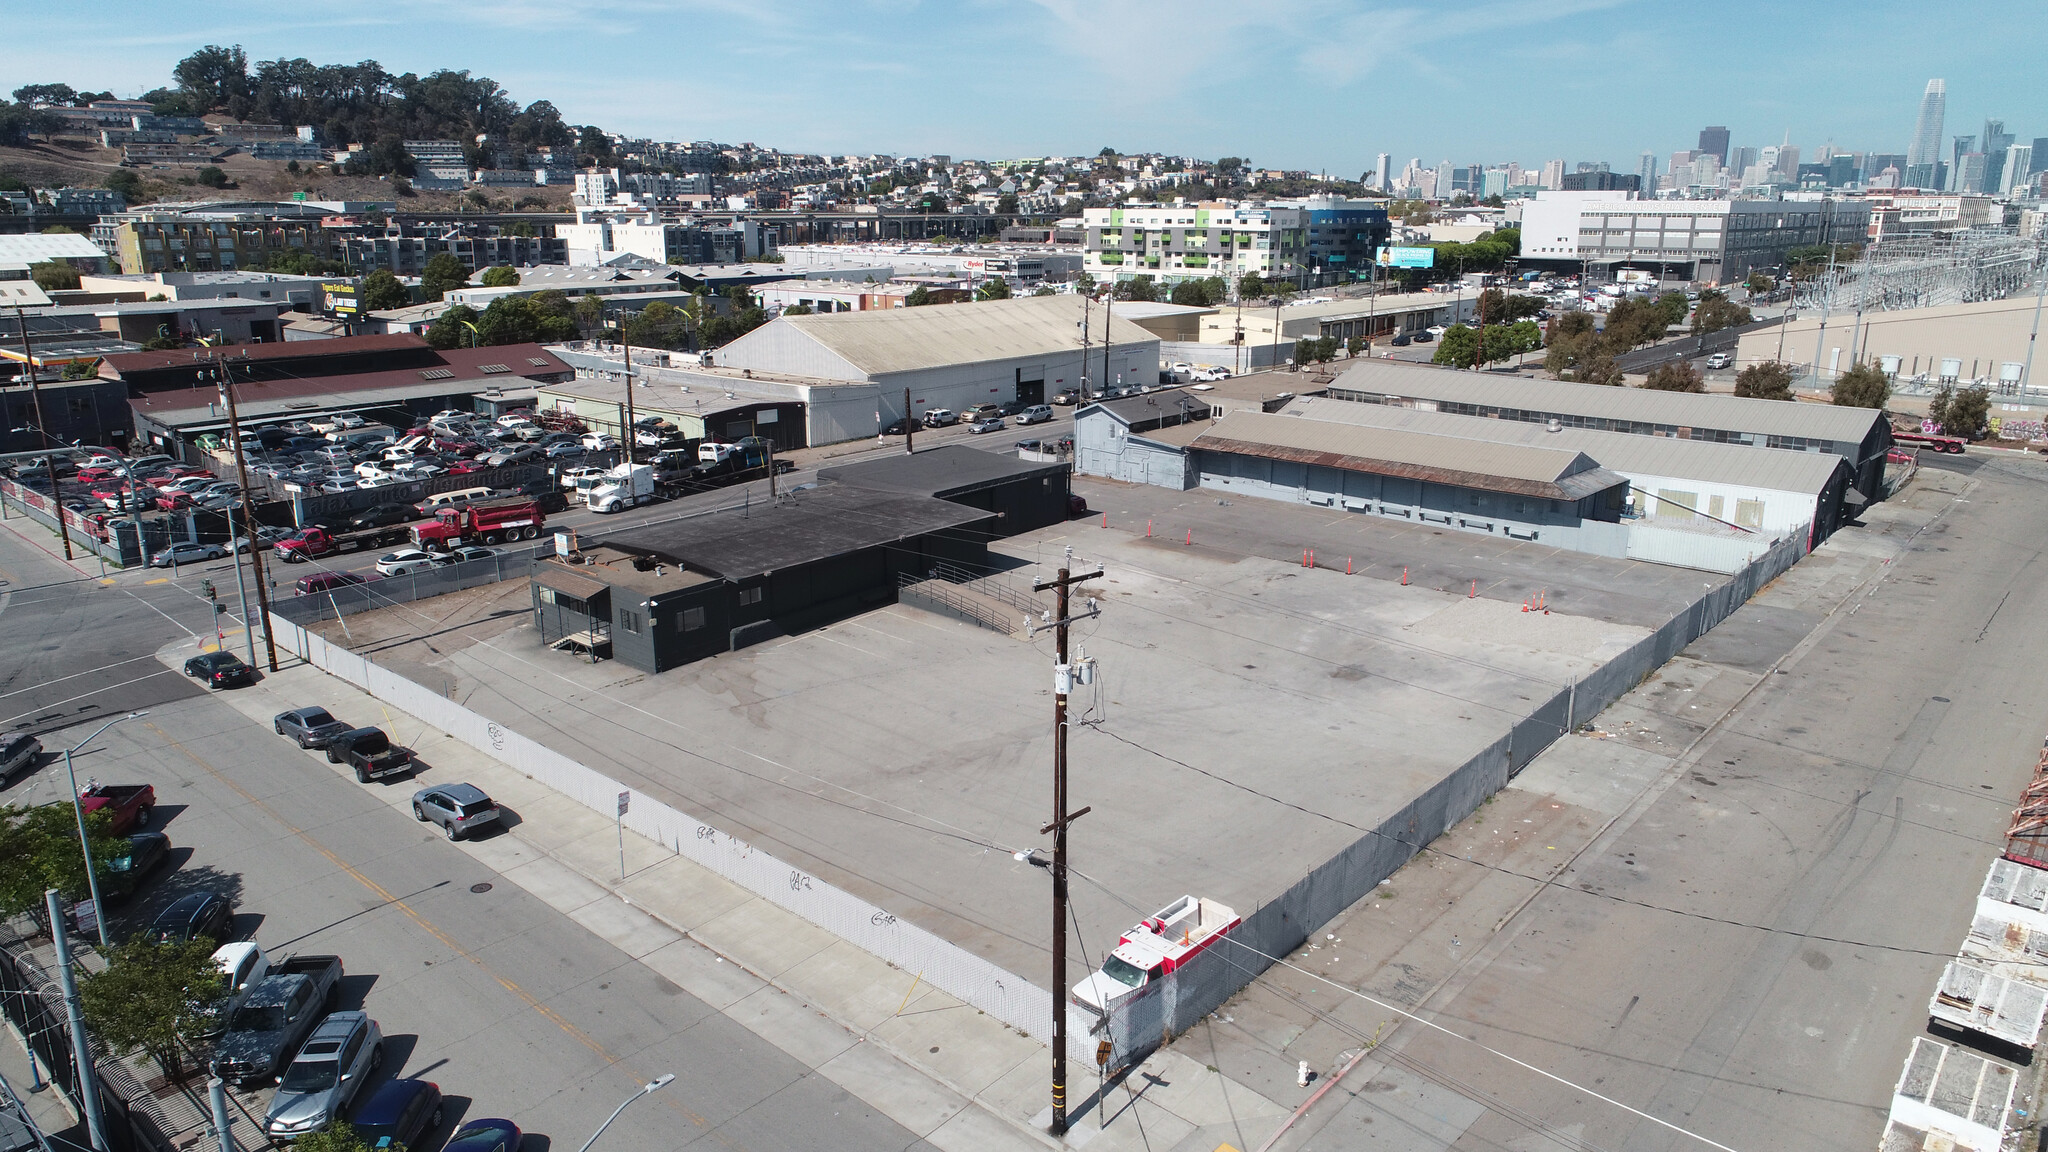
{"left": 2, "top": 0, "right": 2042, "bottom": 178}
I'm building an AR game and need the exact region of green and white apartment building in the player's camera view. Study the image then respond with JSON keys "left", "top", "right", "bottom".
{"left": 1083, "top": 203, "right": 1309, "bottom": 289}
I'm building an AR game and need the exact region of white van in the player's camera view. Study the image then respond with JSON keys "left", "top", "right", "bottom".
{"left": 417, "top": 486, "right": 498, "bottom": 513}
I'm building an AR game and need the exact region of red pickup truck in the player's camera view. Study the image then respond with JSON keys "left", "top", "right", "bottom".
{"left": 413, "top": 498, "right": 546, "bottom": 549}
{"left": 272, "top": 524, "right": 411, "bottom": 563}
{"left": 78, "top": 783, "right": 155, "bottom": 834}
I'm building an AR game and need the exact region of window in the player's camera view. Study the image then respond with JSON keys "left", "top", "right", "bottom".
{"left": 1707, "top": 495, "right": 1725, "bottom": 521}
{"left": 619, "top": 610, "right": 642, "bottom": 634}
{"left": 738, "top": 587, "right": 763, "bottom": 606}
{"left": 1654, "top": 489, "right": 1698, "bottom": 520}
{"left": 681, "top": 606, "right": 706, "bottom": 631}
{"left": 1734, "top": 499, "right": 1765, "bottom": 529}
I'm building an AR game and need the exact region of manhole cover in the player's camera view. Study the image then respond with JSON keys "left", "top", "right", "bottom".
{"left": 470, "top": 883, "right": 492, "bottom": 894}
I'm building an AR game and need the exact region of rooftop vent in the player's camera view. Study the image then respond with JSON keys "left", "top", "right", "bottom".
{"left": 418, "top": 368, "right": 455, "bottom": 380}
{"left": 479, "top": 364, "right": 511, "bottom": 374}
{"left": 527, "top": 357, "right": 550, "bottom": 367}
{"left": 1547, "top": 419, "right": 1562, "bottom": 433}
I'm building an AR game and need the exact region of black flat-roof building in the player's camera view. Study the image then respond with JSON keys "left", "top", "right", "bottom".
{"left": 820, "top": 444, "right": 1072, "bottom": 537}
{"left": 533, "top": 482, "right": 992, "bottom": 673}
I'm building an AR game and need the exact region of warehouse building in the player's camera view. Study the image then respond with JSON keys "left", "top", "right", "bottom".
{"left": 1734, "top": 295, "right": 2048, "bottom": 391}
{"left": 1179, "top": 410, "right": 1632, "bottom": 554}
{"left": 532, "top": 483, "right": 993, "bottom": 673}
{"left": 708, "top": 293, "right": 1159, "bottom": 442}
{"left": 820, "top": 444, "right": 1074, "bottom": 538}
{"left": 1325, "top": 358, "right": 1893, "bottom": 500}
{"left": 1274, "top": 396, "right": 1856, "bottom": 547}
{"left": 1074, "top": 374, "right": 1312, "bottom": 487}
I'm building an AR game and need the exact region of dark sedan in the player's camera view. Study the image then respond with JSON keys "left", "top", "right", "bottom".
{"left": 145, "top": 890, "right": 233, "bottom": 945}
{"left": 183, "top": 652, "right": 254, "bottom": 689}
{"left": 348, "top": 502, "right": 422, "bottom": 530}
{"left": 273, "top": 707, "right": 353, "bottom": 749}
{"left": 443, "top": 1117, "right": 520, "bottom": 1152}
{"left": 98, "top": 832, "right": 171, "bottom": 902}
{"left": 355, "top": 1079, "right": 445, "bottom": 1152}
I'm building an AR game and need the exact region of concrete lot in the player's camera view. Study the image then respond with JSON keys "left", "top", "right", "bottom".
{"left": 1196, "top": 458, "right": 2048, "bottom": 1151}
{"left": 310, "top": 493, "right": 1675, "bottom": 987}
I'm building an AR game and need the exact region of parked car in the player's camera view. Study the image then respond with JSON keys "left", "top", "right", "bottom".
{"left": 274, "top": 707, "right": 353, "bottom": 750}
{"left": 234, "top": 525, "right": 293, "bottom": 553}
{"left": 145, "top": 890, "right": 234, "bottom": 946}
{"left": 921, "top": 409, "right": 958, "bottom": 428}
{"left": 580, "top": 433, "right": 619, "bottom": 452}
{"left": 559, "top": 465, "right": 606, "bottom": 490}
{"left": 543, "top": 441, "right": 585, "bottom": 459}
{"left": 353, "top": 1080, "right": 445, "bottom": 1152}
{"left": 1389, "top": 333, "right": 1412, "bottom": 347}
{"left": 212, "top": 955, "right": 343, "bottom": 1087}
{"left": 185, "top": 652, "right": 256, "bottom": 689}
{"left": 93, "top": 832, "right": 171, "bottom": 903}
{"left": 263, "top": 1011, "right": 383, "bottom": 1143}
{"left": 1411, "top": 330, "right": 1434, "bottom": 343}
{"left": 967, "top": 416, "right": 1005, "bottom": 434}
{"left": 442, "top": 1117, "right": 519, "bottom": 1152}
{"left": 434, "top": 546, "right": 498, "bottom": 566}
{"left": 412, "top": 782, "right": 502, "bottom": 840}
{"left": 294, "top": 572, "right": 370, "bottom": 597}
{"left": 1017, "top": 405, "right": 1054, "bottom": 425}
{"left": 326, "top": 727, "right": 413, "bottom": 783}
{"left": 375, "top": 549, "right": 441, "bottom": 577}
{"left": 1705, "top": 352, "right": 1733, "bottom": 369}
{"left": 481, "top": 445, "right": 543, "bottom": 467}
{"left": 193, "top": 942, "right": 272, "bottom": 1040}
{"left": 0, "top": 733, "right": 40, "bottom": 783}
{"left": 1067, "top": 493, "right": 1089, "bottom": 517}
{"left": 152, "top": 542, "right": 226, "bottom": 567}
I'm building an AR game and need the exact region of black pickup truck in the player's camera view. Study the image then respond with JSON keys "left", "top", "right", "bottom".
{"left": 210, "top": 954, "right": 343, "bottom": 1087}
{"left": 325, "top": 727, "right": 413, "bottom": 783}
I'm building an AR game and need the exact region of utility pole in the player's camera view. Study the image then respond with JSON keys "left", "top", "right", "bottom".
{"left": 216, "top": 355, "right": 278, "bottom": 670}
{"left": 14, "top": 306, "right": 72, "bottom": 560}
{"left": 621, "top": 333, "right": 637, "bottom": 465}
{"left": 1100, "top": 293, "right": 1114, "bottom": 395}
{"left": 1810, "top": 244, "right": 1839, "bottom": 389}
{"left": 1031, "top": 559, "right": 1101, "bottom": 1137}
{"left": 903, "top": 387, "right": 914, "bottom": 455}
{"left": 46, "top": 889, "right": 108, "bottom": 1152}
{"left": 2022, "top": 253, "right": 2047, "bottom": 394}
{"left": 1079, "top": 293, "right": 1091, "bottom": 401}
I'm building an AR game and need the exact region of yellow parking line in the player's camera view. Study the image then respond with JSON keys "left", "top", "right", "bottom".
{"left": 98, "top": 578, "right": 116, "bottom": 586}
{"left": 143, "top": 577, "right": 169, "bottom": 585}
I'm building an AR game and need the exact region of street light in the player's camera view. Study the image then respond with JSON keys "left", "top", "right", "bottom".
{"left": 575, "top": 1074, "right": 674, "bottom": 1152}
{"left": 62, "top": 711, "right": 149, "bottom": 949}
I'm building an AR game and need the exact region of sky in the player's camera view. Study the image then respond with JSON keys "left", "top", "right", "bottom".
{"left": 6, "top": 0, "right": 2044, "bottom": 177}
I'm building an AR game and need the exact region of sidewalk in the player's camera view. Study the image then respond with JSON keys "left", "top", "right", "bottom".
{"left": 0, "top": 1013, "right": 87, "bottom": 1152}
{"left": 158, "top": 636, "right": 1288, "bottom": 1152}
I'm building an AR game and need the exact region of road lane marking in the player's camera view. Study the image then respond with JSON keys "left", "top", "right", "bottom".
{"left": 146, "top": 721, "right": 730, "bottom": 1141}
{"left": 144, "top": 577, "right": 169, "bottom": 585}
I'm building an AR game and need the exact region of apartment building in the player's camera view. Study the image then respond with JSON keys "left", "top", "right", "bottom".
{"left": 100, "top": 212, "right": 333, "bottom": 274}
{"left": 1519, "top": 191, "right": 1870, "bottom": 283}
{"left": 1860, "top": 193, "right": 1999, "bottom": 243}
{"left": 1082, "top": 202, "right": 1309, "bottom": 288}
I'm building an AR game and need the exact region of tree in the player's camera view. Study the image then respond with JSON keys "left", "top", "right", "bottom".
{"left": 257, "top": 249, "right": 343, "bottom": 276}
{"left": 1112, "top": 276, "right": 1159, "bottom": 303}
{"left": 572, "top": 293, "right": 605, "bottom": 334}
{"left": 1831, "top": 362, "right": 1891, "bottom": 409}
{"left": 0, "top": 805, "right": 124, "bottom": 936}
{"left": 358, "top": 269, "right": 411, "bottom": 312}
{"left": 1641, "top": 361, "right": 1705, "bottom": 392}
{"left": 976, "top": 277, "right": 1011, "bottom": 301}
{"left": 1432, "top": 325, "right": 1481, "bottom": 369}
{"left": 1347, "top": 335, "right": 1367, "bottom": 358}
{"left": 102, "top": 169, "right": 143, "bottom": 202}
{"left": 79, "top": 939, "right": 224, "bottom": 1080}
{"left": 479, "top": 265, "right": 519, "bottom": 288}
{"left": 1237, "top": 273, "right": 1265, "bottom": 300}
{"left": 1744, "top": 272, "right": 1775, "bottom": 294}
{"left": 1943, "top": 383, "right": 1991, "bottom": 440}
{"left": 904, "top": 286, "right": 932, "bottom": 307}
{"left": 1033, "top": 285, "right": 1055, "bottom": 297}
{"left": 1733, "top": 361, "right": 1795, "bottom": 401}
{"left": 1653, "top": 290, "right": 1690, "bottom": 329}
{"left": 1477, "top": 289, "right": 1544, "bottom": 325}
{"left": 29, "top": 262, "right": 79, "bottom": 291}
{"left": 1691, "top": 289, "right": 1752, "bottom": 335}
{"left": 1169, "top": 276, "right": 1226, "bottom": 307}
{"left": 195, "top": 167, "right": 230, "bottom": 189}
{"left": 290, "top": 1123, "right": 374, "bottom": 1152}
{"left": 12, "top": 83, "right": 78, "bottom": 106}
{"left": 419, "top": 253, "right": 471, "bottom": 302}
{"left": 782, "top": 304, "right": 812, "bottom": 315}
{"left": 173, "top": 45, "right": 250, "bottom": 113}
{"left": 996, "top": 194, "right": 1019, "bottom": 215}
{"left": 424, "top": 303, "right": 478, "bottom": 350}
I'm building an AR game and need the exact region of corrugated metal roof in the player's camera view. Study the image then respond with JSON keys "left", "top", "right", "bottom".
{"left": 1280, "top": 397, "right": 1848, "bottom": 495}
{"left": 1190, "top": 410, "right": 1625, "bottom": 501}
{"left": 0, "top": 233, "right": 109, "bottom": 264}
{"left": 1329, "top": 358, "right": 1886, "bottom": 444}
{"left": 774, "top": 294, "right": 1157, "bottom": 377}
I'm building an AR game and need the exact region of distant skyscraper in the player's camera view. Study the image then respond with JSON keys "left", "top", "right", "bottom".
{"left": 1906, "top": 79, "right": 1946, "bottom": 171}
{"left": 1775, "top": 145, "right": 1801, "bottom": 177}
{"left": 1955, "top": 152, "right": 1988, "bottom": 194}
{"left": 1697, "top": 126, "right": 1730, "bottom": 166}
{"left": 1372, "top": 152, "right": 1391, "bottom": 190}
{"left": 1638, "top": 151, "right": 1657, "bottom": 187}
{"left": 1435, "top": 160, "right": 1453, "bottom": 200}
{"left": 1541, "top": 159, "right": 1565, "bottom": 189}
{"left": 2033, "top": 139, "right": 2048, "bottom": 176}
{"left": 1948, "top": 134, "right": 1976, "bottom": 190}
{"left": 2002, "top": 144, "right": 2034, "bottom": 195}
{"left": 1981, "top": 119, "right": 2015, "bottom": 194}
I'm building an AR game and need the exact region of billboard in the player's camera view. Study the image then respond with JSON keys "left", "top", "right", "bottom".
{"left": 1378, "top": 246, "right": 1435, "bottom": 269}
{"left": 320, "top": 280, "right": 360, "bottom": 317}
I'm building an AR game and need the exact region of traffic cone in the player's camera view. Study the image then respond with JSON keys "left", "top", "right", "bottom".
{"left": 1469, "top": 580, "right": 1477, "bottom": 599}
{"left": 1146, "top": 519, "right": 1153, "bottom": 537}
{"left": 1186, "top": 529, "right": 1193, "bottom": 545}
{"left": 1102, "top": 512, "right": 1108, "bottom": 528}
{"left": 1401, "top": 567, "right": 1408, "bottom": 585}
{"left": 1346, "top": 557, "right": 1353, "bottom": 575}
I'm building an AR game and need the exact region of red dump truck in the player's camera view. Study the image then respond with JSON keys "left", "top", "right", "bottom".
{"left": 412, "top": 497, "right": 546, "bottom": 550}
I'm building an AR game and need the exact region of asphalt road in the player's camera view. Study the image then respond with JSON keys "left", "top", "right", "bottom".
{"left": 0, "top": 525, "right": 940, "bottom": 1152}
